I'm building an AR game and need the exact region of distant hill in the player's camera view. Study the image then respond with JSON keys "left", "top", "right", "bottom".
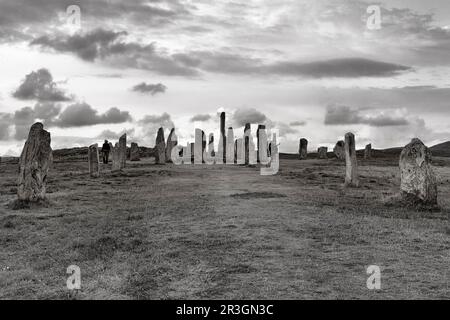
{"left": 430, "top": 141, "right": 450, "bottom": 157}
{"left": 8, "top": 140, "right": 449, "bottom": 163}
{"left": 280, "top": 141, "right": 450, "bottom": 159}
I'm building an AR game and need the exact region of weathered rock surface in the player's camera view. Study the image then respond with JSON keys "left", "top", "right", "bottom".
{"left": 399, "top": 138, "right": 437, "bottom": 206}
{"left": 317, "top": 147, "right": 328, "bottom": 159}
{"left": 17, "top": 122, "right": 53, "bottom": 203}
{"left": 155, "top": 127, "right": 166, "bottom": 164}
{"left": 244, "top": 123, "right": 251, "bottom": 165}
{"left": 88, "top": 144, "right": 100, "bottom": 177}
{"left": 112, "top": 142, "right": 121, "bottom": 171}
{"left": 364, "top": 144, "right": 372, "bottom": 159}
{"left": 299, "top": 138, "right": 308, "bottom": 160}
{"left": 344, "top": 132, "right": 359, "bottom": 187}
{"left": 119, "top": 134, "right": 127, "bottom": 168}
{"left": 333, "top": 140, "right": 345, "bottom": 160}
{"left": 130, "top": 142, "right": 140, "bottom": 161}
{"left": 166, "top": 128, "right": 177, "bottom": 163}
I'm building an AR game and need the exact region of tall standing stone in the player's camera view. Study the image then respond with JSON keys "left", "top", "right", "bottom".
{"left": 166, "top": 128, "right": 177, "bottom": 163}
{"left": 194, "top": 129, "right": 203, "bottom": 164}
{"left": 364, "top": 144, "right": 372, "bottom": 159}
{"left": 333, "top": 140, "right": 345, "bottom": 160}
{"left": 130, "top": 142, "right": 140, "bottom": 161}
{"left": 226, "top": 127, "right": 234, "bottom": 164}
{"left": 244, "top": 123, "right": 250, "bottom": 165}
{"left": 318, "top": 147, "right": 328, "bottom": 159}
{"left": 119, "top": 134, "right": 127, "bottom": 168}
{"left": 399, "top": 138, "right": 437, "bottom": 206}
{"left": 88, "top": 143, "right": 100, "bottom": 177}
{"left": 112, "top": 142, "right": 121, "bottom": 171}
{"left": 344, "top": 132, "right": 359, "bottom": 187}
{"left": 299, "top": 138, "right": 308, "bottom": 160}
{"left": 155, "top": 127, "right": 166, "bottom": 164}
{"left": 257, "top": 125, "right": 266, "bottom": 162}
{"left": 17, "top": 122, "right": 53, "bottom": 203}
{"left": 190, "top": 142, "right": 195, "bottom": 163}
{"left": 220, "top": 112, "right": 226, "bottom": 163}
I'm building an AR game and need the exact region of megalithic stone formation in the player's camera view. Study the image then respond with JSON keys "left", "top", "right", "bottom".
{"left": 318, "top": 147, "right": 328, "bottom": 159}
{"left": 155, "top": 127, "right": 166, "bottom": 164}
{"left": 119, "top": 134, "right": 127, "bottom": 168}
{"left": 299, "top": 138, "right": 308, "bottom": 160}
{"left": 333, "top": 140, "right": 345, "bottom": 160}
{"left": 166, "top": 128, "right": 177, "bottom": 163}
{"left": 194, "top": 129, "right": 203, "bottom": 164}
{"left": 257, "top": 125, "right": 266, "bottom": 163}
{"left": 226, "top": 127, "right": 234, "bottom": 164}
{"left": 130, "top": 142, "right": 140, "bottom": 161}
{"left": 364, "top": 144, "right": 372, "bottom": 159}
{"left": 204, "top": 133, "right": 215, "bottom": 164}
{"left": 344, "top": 132, "right": 359, "bottom": 187}
{"left": 202, "top": 131, "right": 206, "bottom": 163}
{"left": 190, "top": 142, "right": 195, "bottom": 163}
{"left": 112, "top": 142, "right": 121, "bottom": 171}
{"left": 244, "top": 123, "right": 250, "bottom": 165}
{"left": 17, "top": 122, "right": 53, "bottom": 203}
{"left": 88, "top": 143, "right": 100, "bottom": 177}
{"left": 399, "top": 138, "right": 437, "bottom": 206}
{"left": 220, "top": 112, "right": 226, "bottom": 163}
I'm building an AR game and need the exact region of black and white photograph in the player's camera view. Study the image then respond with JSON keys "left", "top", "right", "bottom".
{"left": 0, "top": 0, "right": 449, "bottom": 305}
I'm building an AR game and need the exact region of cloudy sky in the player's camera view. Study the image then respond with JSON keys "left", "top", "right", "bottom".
{"left": 1, "top": 0, "right": 450, "bottom": 156}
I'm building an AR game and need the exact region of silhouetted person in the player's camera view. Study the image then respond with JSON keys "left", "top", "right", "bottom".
{"left": 102, "top": 140, "right": 111, "bottom": 164}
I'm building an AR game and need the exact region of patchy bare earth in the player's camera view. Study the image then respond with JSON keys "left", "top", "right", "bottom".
{"left": 0, "top": 156, "right": 449, "bottom": 299}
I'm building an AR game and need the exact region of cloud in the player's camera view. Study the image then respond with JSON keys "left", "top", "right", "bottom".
{"left": 12, "top": 68, "right": 71, "bottom": 101}
{"left": 0, "top": 113, "right": 12, "bottom": 140}
{"left": 232, "top": 108, "right": 267, "bottom": 127}
{"left": 265, "top": 58, "right": 411, "bottom": 78}
{"left": 324, "top": 105, "right": 410, "bottom": 127}
{"left": 131, "top": 82, "right": 167, "bottom": 95}
{"left": 97, "top": 128, "right": 136, "bottom": 141}
{"left": 55, "top": 103, "right": 132, "bottom": 127}
{"left": 138, "top": 112, "right": 175, "bottom": 138}
{"left": 190, "top": 114, "right": 212, "bottom": 122}
{"left": 276, "top": 122, "right": 299, "bottom": 137}
{"left": 31, "top": 28, "right": 199, "bottom": 76}
{"left": 290, "top": 121, "right": 306, "bottom": 126}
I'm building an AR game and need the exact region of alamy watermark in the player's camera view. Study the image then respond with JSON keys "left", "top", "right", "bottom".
{"left": 366, "top": 5, "right": 381, "bottom": 30}
{"left": 366, "top": 265, "right": 381, "bottom": 290}
{"left": 169, "top": 125, "right": 280, "bottom": 175}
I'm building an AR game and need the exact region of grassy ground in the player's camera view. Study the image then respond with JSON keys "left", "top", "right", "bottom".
{"left": 0, "top": 156, "right": 449, "bottom": 299}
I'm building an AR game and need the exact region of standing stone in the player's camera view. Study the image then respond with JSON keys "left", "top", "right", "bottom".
{"left": 190, "top": 142, "right": 195, "bottom": 163}
{"left": 344, "top": 132, "right": 359, "bottom": 187}
{"left": 364, "top": 144, "right": 372, "bottom": 159}
{"left": 257, "top": 125, "right": 266, "bottom": 162}
{"left": 236, "top": 138, "right": 245, "bottom": 164}
{"left": 119, "top": 134, "right": 127, "bottom": 168}
{"left": 194, "top": 129, "right": 203, "bottom": 164}
{"left": 220, "top": 112, "right": 226, "bottom": 163}
{"left": 130, "top": 142, "right": 140, "bottom": 161}
{"left": 155, "top": 127, "right": 166, "bottom": 164}
{"left": 333, "top": 140, "right": 345, "bottom": 160}
{"left": 88, "top": 144, "right": 100, "bottom": 177}
{"left": 299, "top": 138, "right": 308, "bottom": 160}
{"left": 17, "top": 122, "right": 53, "bottom": 203}
{"left": 166, "top": 128, "right": 177, "bottom": 163}
{"left": 112, "top": 143, "right": 121, "bottom": 172}
{"left": 318, "top": 147, "right": 328, "bottom": 159}
{"left": 226, "top": 127, "right": 234, "bottom": 164}
{"left": 244, "top": 123, "right": 251, "bottom": 165}
{"left": 399, "top": 138, "right": 437, "bottom": 206}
